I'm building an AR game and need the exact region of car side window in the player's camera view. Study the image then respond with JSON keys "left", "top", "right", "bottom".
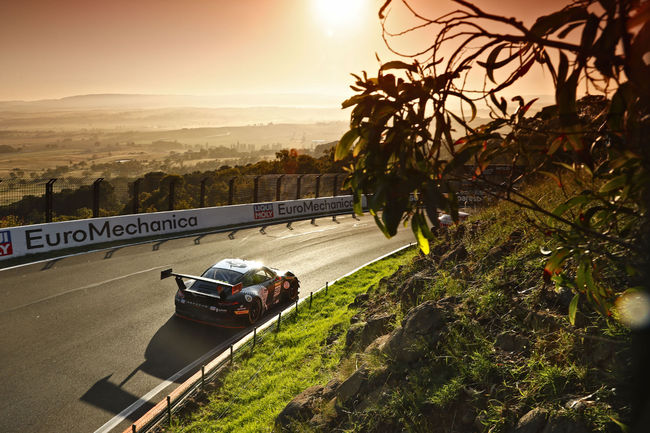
{"left": 241, "top": 272, "right": 255, "bottom": 287}
{"left": 264, "top": 268, "right": 276, "bottom": 280}
{"left": 253, "top": 269, "right": 268, "bottom": 285}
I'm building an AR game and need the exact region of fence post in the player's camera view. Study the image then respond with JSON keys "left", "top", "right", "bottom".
{"left": 200, "top": 178, "right": 208, "bottom": 208}
{"left": 277, "top": 312, "right": 282, "bottom": 332}
{"left": 132, "top": 178, "right": 141, "bottom": 214}
{"left": 253, "top": 327, "right": 257, "bottom": 348}
{"left": 276, "top": 175, "right": 284, "bottom": 201}
{"left": 166, "top": 395, "right": 171, "bottom": 424}
{"left": 45, "top": 178, "right": 57, "bottom": 223}
{"left": 253, "top": 176, "right": 261, "bottom": 203}
{"left": 168, "top": 179, "right": 176, "bottom": 211}
{"left": 296, "top": 174, "right": 304, "bottom": 200}
{"left": 333, "top": 174, "right": 338, "bottom": 197}
{"left": 92, "top": 178, "right": 103, "bottom": 218}
{"left": 315, "top": 175, "right": 322, "bottom": 198}
{"left": 228, "top": 177, "right": 235, "bottom": 205}
{"left": 309, "top": 292, "right": 313, "bottom": 309}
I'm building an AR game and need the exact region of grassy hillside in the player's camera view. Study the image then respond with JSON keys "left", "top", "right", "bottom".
{"left": 159, "top": 180, "right": 631, "bottom": 433}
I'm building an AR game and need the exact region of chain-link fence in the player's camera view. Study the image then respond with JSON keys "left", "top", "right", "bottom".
{"left": 0, "top": 174, "right": 349, "bottom": 227}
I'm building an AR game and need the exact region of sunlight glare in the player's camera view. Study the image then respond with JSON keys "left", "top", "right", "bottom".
{"left": 314, "top": 0, "right": 365, "bottom": 35}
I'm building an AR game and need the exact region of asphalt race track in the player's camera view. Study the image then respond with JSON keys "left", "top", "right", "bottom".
{"left": 0, "top": 214, "right": 413, "bottom": 433}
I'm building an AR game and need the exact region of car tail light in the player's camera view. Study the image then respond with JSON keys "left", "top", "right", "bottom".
{"left": 176, "top": 289, "right": 185, "bottom": 299}
{"left": 231, "top": 283, "right": 242, "bottom": 295}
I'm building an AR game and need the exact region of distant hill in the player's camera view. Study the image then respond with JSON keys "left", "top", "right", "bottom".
{"left": 0, "top": 93, "right": 347, "bottom": 112}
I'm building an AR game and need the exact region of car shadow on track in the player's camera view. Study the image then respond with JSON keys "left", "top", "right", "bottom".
{"left": 80, "top": 300, "right": 296, "bottom": 420}
{"left": 80, "top": 315, "right": 239, "bottom": 419}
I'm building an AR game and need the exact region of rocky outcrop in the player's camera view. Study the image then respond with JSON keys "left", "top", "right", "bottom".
{"left": 344, "top": 312, "right": 395, "bottom": 352}
{"left": 383, "top": 300, "right": 445, "bottom": 363}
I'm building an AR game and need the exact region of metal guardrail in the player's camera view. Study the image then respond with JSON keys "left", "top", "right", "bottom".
{"left": 121, "top": 243, "right": 414, "bottom": 433}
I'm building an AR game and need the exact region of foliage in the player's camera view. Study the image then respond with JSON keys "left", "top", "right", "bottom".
{"left": 337, "top": 0, "right": 649, "bottom": 319}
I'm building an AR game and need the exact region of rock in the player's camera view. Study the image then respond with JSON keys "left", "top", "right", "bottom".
{"left": 541, "top": 414, "right": 590, "bottom": 433}
{"left": 399, "top": 274, "right": 433, "bottom": 309}
{"left": 344, "top": 322, "right": 366, "bottom": 351}
{"left": 276, "top": 385, "right": 323, "bottom": 428}
{"left": 495, "top": 331, "right": 529, "bottom": 353}
{"left": 350, "top": 293, "right": 370, "bottom": 308}
{"left": 364, "top": 334, "right": 391, "bottom": 353}
{"left": 349, "top": 314, "right": 361, "bottom": 324}
{"left": 438, "top": 244, "right": 468, "bottom": 267}
{"left": 345, "top": 313, "right": 395, "bottom": 352}
{"left": 512, "top": 407, "right": 548, "bottom": 433}
{"left": 383, "top": 301, "right": 445, "bottom": 363}
{"left": 321, "top": 378, "right": 340, "bottom": 400}
{"left": 336, "top": 368, "right": 368, "bottom": 404}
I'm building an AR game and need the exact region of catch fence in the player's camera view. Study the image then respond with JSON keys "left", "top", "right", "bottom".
{"left": 0, "top": 173, "right": 348, "bottom": 226}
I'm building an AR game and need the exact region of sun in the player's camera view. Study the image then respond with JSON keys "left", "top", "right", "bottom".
{"left": 313, "top": 0, "right": 365, "bottom": 36}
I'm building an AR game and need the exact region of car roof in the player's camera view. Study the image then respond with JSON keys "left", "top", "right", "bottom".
{"left": 211, "top": 258, "right": 263, "bottom": 274}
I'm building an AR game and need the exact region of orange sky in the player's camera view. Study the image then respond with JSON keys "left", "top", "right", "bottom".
{"left": 0, "top": 0, "right": 570, "bottom": 103}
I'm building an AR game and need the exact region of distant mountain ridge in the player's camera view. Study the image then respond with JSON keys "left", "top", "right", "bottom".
{"left": 0, "top": 93, "right": 347, "bottom": 112}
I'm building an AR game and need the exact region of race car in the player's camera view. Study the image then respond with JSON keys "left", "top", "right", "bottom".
{"left": 161, "top": 258, "right": 300, "bottom": 327}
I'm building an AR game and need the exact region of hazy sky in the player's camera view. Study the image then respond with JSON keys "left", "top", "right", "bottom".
{"left": 0, "top": 0, "right": 569, "bottom": 103}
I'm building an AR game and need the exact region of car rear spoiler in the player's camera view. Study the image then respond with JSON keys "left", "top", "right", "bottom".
{"left": 161, "top": 268, "right": 234, "bottom": 293}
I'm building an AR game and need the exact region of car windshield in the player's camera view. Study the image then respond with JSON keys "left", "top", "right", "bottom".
{"left": 201, "top": 268, "right": 243, "bottom": 284}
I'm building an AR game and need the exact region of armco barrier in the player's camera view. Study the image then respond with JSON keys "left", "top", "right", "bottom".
{"left": 0, "top": 195, "right": 363, "bottom": 261}
{"left": 118, "top": 243, "right": 414, "bottom": 433}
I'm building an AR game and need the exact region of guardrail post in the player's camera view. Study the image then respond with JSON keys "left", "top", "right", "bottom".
{"left": 325, "top": 281, "right": 328, "bottom": 295}
{"left": 168, "top": 179, "right": 176, "bottom": 211}
{"left": 200, "top": 178, "right": 207, "bottom": 208}
{"left": 166, "top": 395, "right": 171, "bottom": 424}
{"left": 253, "top": 176, "right": 261, "bottom": 203}
{"left": 276, "top": 175, "right": 284, "bottom": 201}
{"left": 332, "top": 174, "right": 338, "bottom": 197}
{"left": 277, "top": 312, "right": 282, "bottom": 332}
{"left": 295, "top": 299, "right": 299, "bottom": 314}
{"left": 228, "top": 177, "right": 235, "bottom": 205}
{"left": 132, "top": 178, "right": 141, "bottom": 214}
{"left": 315, "top": 175, "right": 322, "bottom": 198}
{"left": 132, "top": 424, "right": 136, "bottom": 433}
{"left": 296, "top": 174, "right": 304, "bottom": 199}
{"left": 230, "top": 345, "right": 234, "bottom": 364}
{"left": 309, "top": 292, "right": 313, "bottom": 309}
{"left": 92, "top": 178, "right": 103, "bottom": 218}
{"left": 45, "top": 178, "right": 57, "bottom": 223}
{"left": 253, "top": 327, "right": 257, "bottom": 348}
{"left": 201, "top": 365, "right": 205, "bottom": 387}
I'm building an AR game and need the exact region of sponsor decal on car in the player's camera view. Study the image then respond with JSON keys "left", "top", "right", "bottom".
{"left": 0, "top": 230, "right": 13, "bottom": 256}
{"left": 283, "top": 281, "right": 290, "bottom": 289}
{"left": 253, "top": 203, "right": 274, "bottom": 220}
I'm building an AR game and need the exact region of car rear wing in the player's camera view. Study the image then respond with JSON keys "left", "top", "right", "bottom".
{"left": 161, "top": 268, "right": 234, "bottom": 293}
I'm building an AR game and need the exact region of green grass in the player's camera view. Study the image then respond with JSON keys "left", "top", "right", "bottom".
{"left": 165, "top": 247, "right": 417, "bottom": 433}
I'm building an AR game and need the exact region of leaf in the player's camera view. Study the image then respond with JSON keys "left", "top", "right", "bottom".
{"left": 479, "top": 43, "right": 508, "bottom": 83}
{"left": 411, "top": 213, "right": 430, "bottom": 254}
{"left": 335, "top": 129, "right": 359, "bottom": 161}
{"left": 539, "top": 170, "right": 562, "bottom": 187}
{"left": 599, "top": 174, "right": 627, "bottom": 193}
{"left": 568, "top": 293, "right": 579, "bottom": 325}
{"left": 547, "top": 135, "right": 565, "bottom": 155}
{"left": 380, "top": 60, "right": 418, "bottom": 73}
{"left": 543, "top": 247, "right": 570, "bottom": 282}
{"left": 530, "top": 6, "right": 589, "bottom": 37}
{"left": 552, "top": 195, "right": 590, "bottom": 216}
{"left": 378, "top": 0, "right": 393, "bottom": 19}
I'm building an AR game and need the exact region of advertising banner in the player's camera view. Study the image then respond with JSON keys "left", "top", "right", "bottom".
{"left": 0, "top": 195, "right": 360, "bottom": 261}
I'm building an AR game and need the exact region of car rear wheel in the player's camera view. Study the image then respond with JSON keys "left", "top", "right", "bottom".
{"left": 247, "top": 298, "right": 262, "bottom": 324}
